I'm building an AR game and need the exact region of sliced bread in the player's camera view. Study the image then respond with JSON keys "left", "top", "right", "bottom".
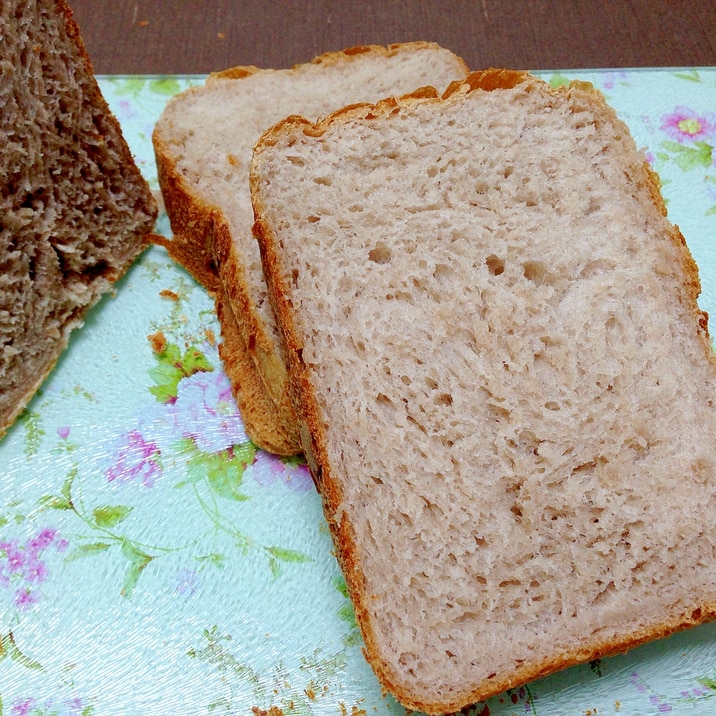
{"left": 152, "top": 42, "right": 469, "bottom": 454}
{"left": 250, "top": 69, "right": 716, "bottom": 713}
{"left": 0, "top": 0, "right": 157, "bottom": 436}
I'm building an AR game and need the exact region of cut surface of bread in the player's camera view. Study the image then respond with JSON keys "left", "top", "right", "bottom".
{"left": 251, "top": 69, "right": 716, "bottom": 713}
{"left": 152, "top": 42, "right": 469, "bottom": 454}
{"left": 0, "top": 0, "right": 157, "bottom": 435}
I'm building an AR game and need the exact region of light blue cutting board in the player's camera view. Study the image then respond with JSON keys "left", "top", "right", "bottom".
{"left": 1, "top": 68, "right": 716, "bottom": 716}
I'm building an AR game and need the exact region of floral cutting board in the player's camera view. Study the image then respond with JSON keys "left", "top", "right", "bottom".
{"left": 2, "top": 69, "right": 716, "bottom": 716}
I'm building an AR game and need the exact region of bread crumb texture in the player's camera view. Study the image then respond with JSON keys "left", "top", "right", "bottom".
{"left": 0, "top": 0, "right": 155, "bottom": 432}
{"left": 253, "top": 73, "right": 716, "bottom": 712}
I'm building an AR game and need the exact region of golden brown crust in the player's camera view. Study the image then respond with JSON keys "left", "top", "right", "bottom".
{"left": 208, "top": 65, "right": 262, "bottom": 81}
{"left": 309, "top": 41, "right": 468, "bottom": 74}
{"left": 252, "top": 69, "right": 716, "bottom": 714}
{"left": 152, "top": 129, "right": 221, "bottom": 292}
{"left": 252, "top": 193, "right": 385, "bottom": 690}
{"left": 408, "top": 602, "right": 716, "bottom": 714}
{"left": 213, "top": 218, "right": 302, "bottom": 455}
{"left": 215, "top": 288, "right": 299, "bottom": 455}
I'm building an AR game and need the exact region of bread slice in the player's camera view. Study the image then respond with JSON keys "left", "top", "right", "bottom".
{"left": 0, "top": 0, "right": 157, "bottom": 436}
{"left": 250, "top": 69, "right": 716, "bottom": 713}
{"left": 152, "top": 42, "right": 469, "bottom": 454}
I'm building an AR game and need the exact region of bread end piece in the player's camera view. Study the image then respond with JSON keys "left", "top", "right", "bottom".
{"left": 0, "top": 0, "right": 157, "bottom": 436}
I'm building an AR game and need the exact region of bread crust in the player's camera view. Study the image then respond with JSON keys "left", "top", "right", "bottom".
{"left": 152, "top": 129, "right": 224, "bottom": 293}
{"left": 213, "top": 219, "right": 301, "bottom": 455}
{"left": 252, "top": 69, "right": 716, "bottom": 714}
{"left": 215, "top": 288, "right": 298, "bottom": 454}
{"left": 153, "top": 82, "right": 302, "bottom": 453}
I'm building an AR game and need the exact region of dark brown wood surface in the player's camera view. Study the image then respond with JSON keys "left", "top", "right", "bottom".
{"left": 68, "top": 0, "right": 716, "bottom": 76}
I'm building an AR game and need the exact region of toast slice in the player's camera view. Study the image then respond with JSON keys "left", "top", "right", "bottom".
{"left": 0, "top": 0, "right": 157, "bottom": 436}
{"left": 152, "top": 42, "right": 469, "bottom": 454}
{"left": 250, "top": 69, "right": 716, "bottom": 713}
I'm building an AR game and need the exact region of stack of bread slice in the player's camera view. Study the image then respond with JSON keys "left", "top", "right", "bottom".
{"left": 152, "top": 42, "right": 470, "bottom": 454}
{"left": 156, "top": 52, "right": 716, "bottom": 714}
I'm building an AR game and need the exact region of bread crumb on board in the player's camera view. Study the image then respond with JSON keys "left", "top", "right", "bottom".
{"left": 147, "top": 331, "right": 167, "bottom": 354}
{"left": 251, "top": 707, "right": 283, "bottom": 716}
{"left": 159, "top": 289, "right": 179, "bottom": 301}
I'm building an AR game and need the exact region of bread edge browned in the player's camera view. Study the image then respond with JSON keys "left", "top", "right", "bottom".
{"left": 213, "top": 220, "right": 302, "bottom": 454}
{"left": 215, "top": 286, "right": 299, "bottom": 455}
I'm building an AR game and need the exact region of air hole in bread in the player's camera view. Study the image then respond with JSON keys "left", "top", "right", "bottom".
{"left": 510, "top": 504, "right": 523, "bottom": 520}
{"left": 499, "top": 578, "right": 522, "bottom": 588}
{"left": 307, "top": 214, "right": 320, "bottom": 223}
{"left": 587, "top": 197, "right": 602, "bottom": 214}
{"left": 580, "top": 258, "right": 616, "bottom": 278}
{"left": 485, "top": 254, "right": 504, "bottom": 276}
{"left": 406, "top": 414, "right": 428, "bottom": 435}
{"left": 522, "top": 260, "right": 547, "bottom": 284}
{"left": 433, "top": 262, "right": 452, "bottom": 282}
{"left": 369, "top": 243, "right": 392, "bottom": 264}
{"left": 313, "top": 175, "right": 332, "bottom": 186}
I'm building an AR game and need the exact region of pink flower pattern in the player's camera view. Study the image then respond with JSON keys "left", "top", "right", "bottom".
{"left": 0, "top": 528, "right": 68, "bottom": 611}
{"left": 251, "top": 451, "right": 314, "bottom": 493}
{"left": 660, "top": 106, "right": 716, "bottom": 143}
{"left": 105, "top": 429, "right": 163, "bottom": 487}
{"left": 168, "top": 370, "right": 248, "bottom": 454}
{"left": 10, "top": 696, "right": 92, "bottom": 715}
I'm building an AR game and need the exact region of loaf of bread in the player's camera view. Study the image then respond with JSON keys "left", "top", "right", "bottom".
{"left": 0, "top": 0, "right": 157, "bottom": 435}
{"left": 250, "top": 69, "right": 716, "bottom": 713}
{"left": 152, "top": 42, "right": 469, "bottom": 454}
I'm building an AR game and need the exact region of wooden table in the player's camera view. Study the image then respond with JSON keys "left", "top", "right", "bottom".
{"left": 69, "top": 0, "right": 716, "bottom": 76}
